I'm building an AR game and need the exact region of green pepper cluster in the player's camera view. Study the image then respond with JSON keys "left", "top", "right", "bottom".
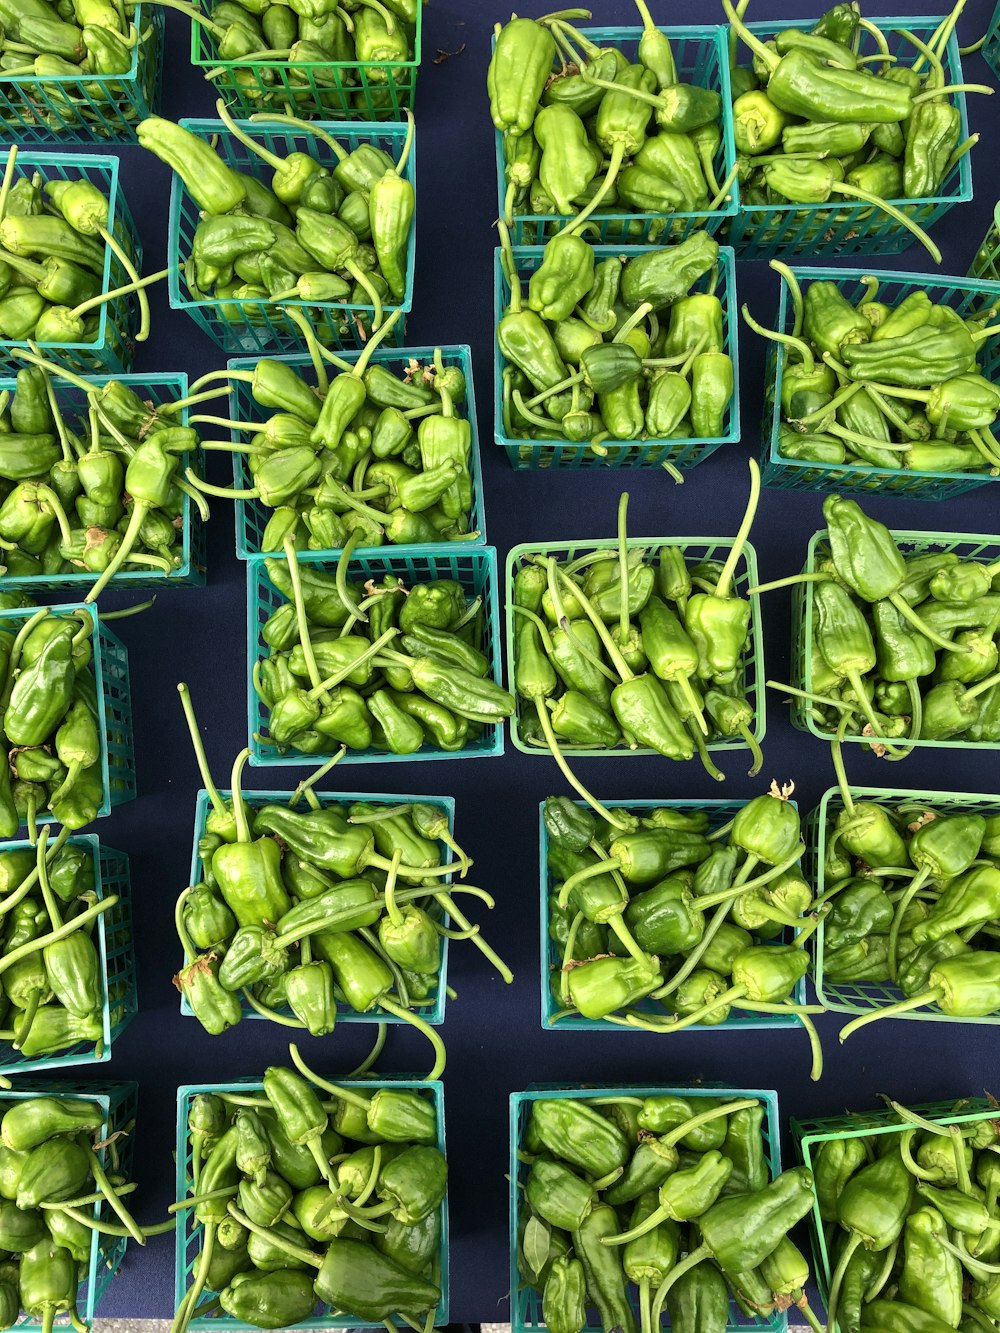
{"left": 545, "top": 789, "right": 826, "bottom": 1076}
{"left": 0, "top": 1092, "right": 170, "bottom": 1327}
{"left": 254, "top": 544, "right": 514, "bottom": 759}
{"left": 807, "top": 1099, "right": 1000, "bottom": 1333}
{"left": 222, "top": 346, "right": 476, "bottom": 554}
{"left": 751, "top": 266, "right": 1000, "bottom": 478}
{"left": 726, "top": 0, "right": 983, "bottom": 261}
{"left": 819, "top": 788, "right": 1000, "bottom": 1040}
{"left": 517, "top": 1090, "right": 821, "bottom": 1333}
{"left": 138, "top": 108, "right": 414, "bottom": 339}
{"left": 0, "top": 606, "right": 108, "bottom": 833}
{"left": 499, "top": 227, "right": 735, "bottom": 462}
{"left": 192, "top": 0, "right": 416, "bottom": 118}
{"left": 762, "top": 496, "right": 1000, "bottom": 755}
{"left": 0, "top": 358, "right": 204, "bottom": 593}
{"left": 491, "top": 3, "right": 733, "bottom": 236}
{"left": 177, "top": 1056, "right": 445, "bottom": 1331}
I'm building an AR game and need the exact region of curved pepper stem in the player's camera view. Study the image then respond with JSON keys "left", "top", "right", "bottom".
{"left": 247, "top": 111, "right": 348, "bottom": 162}
{"left": 0, "top": 895, "right": 115, "bottom": 979}
{"left": 557, "top": 139, "right": 626, "bottom": 237}
{"left": 534, "top": 699, "right": 631, "bottom": 832}
{"left": 228, "top": 749, "right": 254, "bottom": 844}
{"left": 715, "top": 455, "right": 760, "bottom": 600}
{"left": 722, "top": 0, "right": 778, "bottom": 69}
{"left": 742, "top": 303, "right": 815, "bottom": 369}
{"left": 172, "top": 1222, "right": 216, "bottom": 1333}
{"left": 177, "top": 683, "right": 232, "bottom": 825}
{"left": 831, "top": 182, "right": 942, "bottom": 265}
{"left": 35, "top": 825, "right": 63, "bottom": 931}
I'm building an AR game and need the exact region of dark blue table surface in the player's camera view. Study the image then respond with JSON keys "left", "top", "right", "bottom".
{"left": 45, "top": 0, "right": 1000, "bottom": 1318}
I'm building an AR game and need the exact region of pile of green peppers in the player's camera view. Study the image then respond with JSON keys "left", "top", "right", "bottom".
{"left": 253, "top": 544, "right": 514, "bottom": 759}
{"left": 725, "top": 0, "right": 987, "bottom": 262}
{"left": 491, "top": 1, "right": 734, "bottom": 237}
{"left": 174, "top": 714, "right": 512, "bottom": 1058}
{"left": 758, "top": 496, "right": 1000, "bottom": 755}
{"left": 0, "top": 151, "right": 154, "bottom": 348}
{"left": 138, "top": 107, "right": 414, "bottom": 338}
{"left": 192, "top": 0, "right": 417, "bottom": 118}
{"left": 0, "top": 1093, "right": 172, "bottom": 1328}
{"left": 819, "top": 782, "right": 1000, "bottom": 1040}
{"left": 510, "top": 480, "right": 760, "bottom": 811}
{"left": 811, "top": 1099, "right": 1000, "bottom": 1333}
{"left": 749, "top": 265, "right": 1000, "bottom": 478}
{"left": 516, "top": 1091, "right": 821, "bottom": 1333}
{"left": 0, "top": 606, "right": 109, "bottom": 833}
{"left": 0, "top": 355, "right": 207, "bottom": 596}
{"left": 499, "top": 224, "right": 735, "bottom": 461}
{"left": 544, "top": 788, "right": 826, "bottom": 1077}
{"left": 207, "top": 343, "right": 476, "bottom": 553}
{"left": 176, "top": 1052, "right": 445, "bottom": 1332}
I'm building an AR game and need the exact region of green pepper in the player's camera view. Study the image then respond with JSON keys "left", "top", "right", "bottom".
{"left": 573, "top": 1204, "right": 639, "bottom": 1333}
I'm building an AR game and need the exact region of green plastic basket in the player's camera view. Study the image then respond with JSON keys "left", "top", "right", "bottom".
{"left": 505, "top": 536, "right": 764, "bottom": 757}
{"left": 792, "top": 1098, "right": 994, "bottom": 1294}
{"left": 247, "top": 545, "right": 505, "bottom": 765}
{"left": 495, "top": 244, "right": 741, "bottom": 470}
{"left": 184, "top": 787, "right": 451, "bottom": 1025}
{"left": 0, "top": 5, "right": 163, "bottom": 142}
{"left": 791, "top": 527, "right": 1000, "bottom": 752}
{"left": 727, "top": 18, "right": 972, "bottom": 260}
{"left": 230, "top": 345, "right": 485, "bottom": 559}
{"left": 968, "top": 198, "right": 1000, "bottom": 282}
{"left": 762, "top": 266, "right": 1000, "bottom": 500}
{"left": 0, "top": 153, "right": 142, "bottom": 376}
{"left": 983, "top": 2, "right": 1000, "bottom": 86}
{"left": 539, "top": 799, "right": 805, "bottom": 1032}
{"left": 1, "top": 602, "right": 135, "bottom": 825}
{"left": 808, "top": 785, "right": 1000, "bottom": 1021}
{"left": 189, "top": 7, "right": 420, "bottom": 121}
{"left": 0, "top": 837, "right": 136, "bottom": 1072}
{"left": 498, "top": 24, "right": 738, "bottom": 246}
{"left": 511, "top": 1084, "right": 785, "bottom": 1333}
{"left": 0, "top": 1080, "right": 138, "bottom": 1328}
{"left": 0, "top": 372, "right": 205, "bottom": 591}
{"left": 167, "top": 119, "right": 415, "bottom": 355}
{"left": 176, "top": 1076, "right": 448, "bottom": 1330}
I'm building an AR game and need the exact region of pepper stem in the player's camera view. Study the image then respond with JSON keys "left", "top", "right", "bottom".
{"left": 383, "top": 849, "right": 403, "bottom": 928}
{"left": 831, "top": 719, "right": 856, "bottom": 815}
{"left": 431, "top": 889, "right": 513, "bottom": 983}
{"left": 689, "top": 720, "right": 725, "bottom": 781}
{"left": 174, "top": 888, "right": 199, "bottom": 965}
{"left": 831, "top": 183, "right": 941, "bottom": 265}
{"left": 839, "top": 986, "right": 942, "bottom": 1040}
{"left": 228, "top": 1203, "right": 320, "bottom": 1266}
{"left": 559, "top": 139, "right": 626, "bottom": 237}
{"left": 172, "top": 1222, "right": 215, "bottom": 1333}
{"left": 497, "top": 219, "right": 522, "bottom": 313}
{"left": 72, "top": 260, "right": 167, "bottom": 343}
{"left": 0, "top": 146, "right": 17, "bottom": 227}
{"left": 176, "top": 683, "right": 230, "bottom": 821}
{"left": 770, "top": 261, "right": 804, "bottom": 338}
{"left": 228, "top": 749, "right": 252, "bottom": 844}
{"left": 654, "top": 900, "right": 734, "bottom": 999}
{"left": 649, "top": 1245, "right": 713, "bottom": 1327}
{"left": 715, "top": 456, "right": 760, "bottom": 599}
{"left": 534, "top": 699, "right": 632, "bottom": 832}
{"left": 0, "top": 896, "right": 115, "bottom": 979}
{"left": 824, "top": 1231, "right": 863, "bottom": 1333}
{"left": 248, "top": 111, "right": 347, "bottom": 161}
{"left": 616, "top": 491, "right": 631, "bottom": 642}
{"left": 379, "top": 995, "right": 446, "bottom": 1080}
{"left": 35, "top": 826, "right": 62, "bottom": 931}
{"left": 888, "top": 590, "right": 973, "bottom": 654}
{"left": 213, "top": 96, "right": 283, "bottom": 171}
{"left": 85, "top": 1139, "right": 147, "bottom": 1246}
{"left": 662, "top": 1097, "right": 760, "bottom": 1148}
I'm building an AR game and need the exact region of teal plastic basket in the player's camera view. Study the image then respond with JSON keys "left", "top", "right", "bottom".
{"left": 0, "top": 837, "right": 135, "bottom": 1072}
{"left": 495, "top": 244, "right": 741, "bottom": 469}
{"left": 969, "top": 198, "right": 1000, "bottom": 282}
{"left": 176, "top": 1076, "right": 448, "bottom": 1330}
{"left": 539, "top": 799, "right": 805, "bottom": 1032}
{"left": 0, "top": 153, "right": 142, "bottom": 376}
{"left": 727, "top": 17, "right": 972, "bottom": 260}
{"left": 0, "top": 372, "right": 205, "bottom": 591}
{"left": 0, "top": 1080, "right": 137, "bottom": 1328}
{"left": 792, "top": 1098, "right": 994, "bottom": 1296}
{"left": 184, "top": 787, "right": 451, "bottom": 1025}
{"left": 807, "top": 785, "right": 1000, "bottom": 1022}
{"left": 792, "top": 527, "right": 1000, "bottom": 752}
{"left": 230, "top": 345, "right": 485, "bottom": 558}
{"left": 511, "top": 1084, "right": 785, "bottom": 1333}
{"left": 762, "top": 266, "right": 1000, "bottom": 500}
{"left": 189, "top": 8, "right": 420, "bottom": 122}
{"left": 0, "top": 6, "right": 163, "bottom": 142}
{"left": 498, "top": 24, "right": 738, "bottom": 246}
{"left": 0, "top": 602, "right": 135, "bottom": 825}
{"left": 167, "top": 119, "right": 415, "bottom": 356}
{"left": 984, "top": 2, "right": 1000, "bottom": 84}
{"left": 505, "top": 535, "right": 764, "bottom": 758}
{"left": 248, "top": 545, "right": 505, "bottom": 765}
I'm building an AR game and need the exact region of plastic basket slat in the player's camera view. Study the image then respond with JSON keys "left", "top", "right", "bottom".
{"left": 495, "top": 244, "right": 740, "bottom": 470}
{"left": 184, "top": 788, "right": 451, "bottom": 1025}
{"left": 168, "top": 119, "right": 415, "bottom": 355}
{"left": 761, "top": 266, "right": 1000, "bottom": 500}
{"left": 230, "top": 345, "right": 484, "bottom": 558}
{"left": 189, "top": 8, "right": 420, "bottom": 121}
{"left": 505, "top": 536, "right": 764, "bottom": 756}
{"left": 0, "top": 154, "right": 142, "bottom": 375}
{"left": 510, "top": 1084, "right": 785, "bottom": 1333}
{"left": 792, "top": 529, "right": 1000, "bottom": 751}
{"left": 500, "top": 25, "right": 738, "bottom": 245}
{"left": 0, "top": 5, "right": 162, "bottom": 142}
{"left": 728, "top": 18, "right": 972, "bottom": 259}
{"left": 0, "top": 372, "right": 204, "bottom": 590}
{"left": 176, "top": 1077, "right": 448, "bottom": 1330}
{"left": 539, "top": 799, "right": 804, "bottom": 1032}
{"left": 248, "top": 545, "right": 504, "bottom": 764}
